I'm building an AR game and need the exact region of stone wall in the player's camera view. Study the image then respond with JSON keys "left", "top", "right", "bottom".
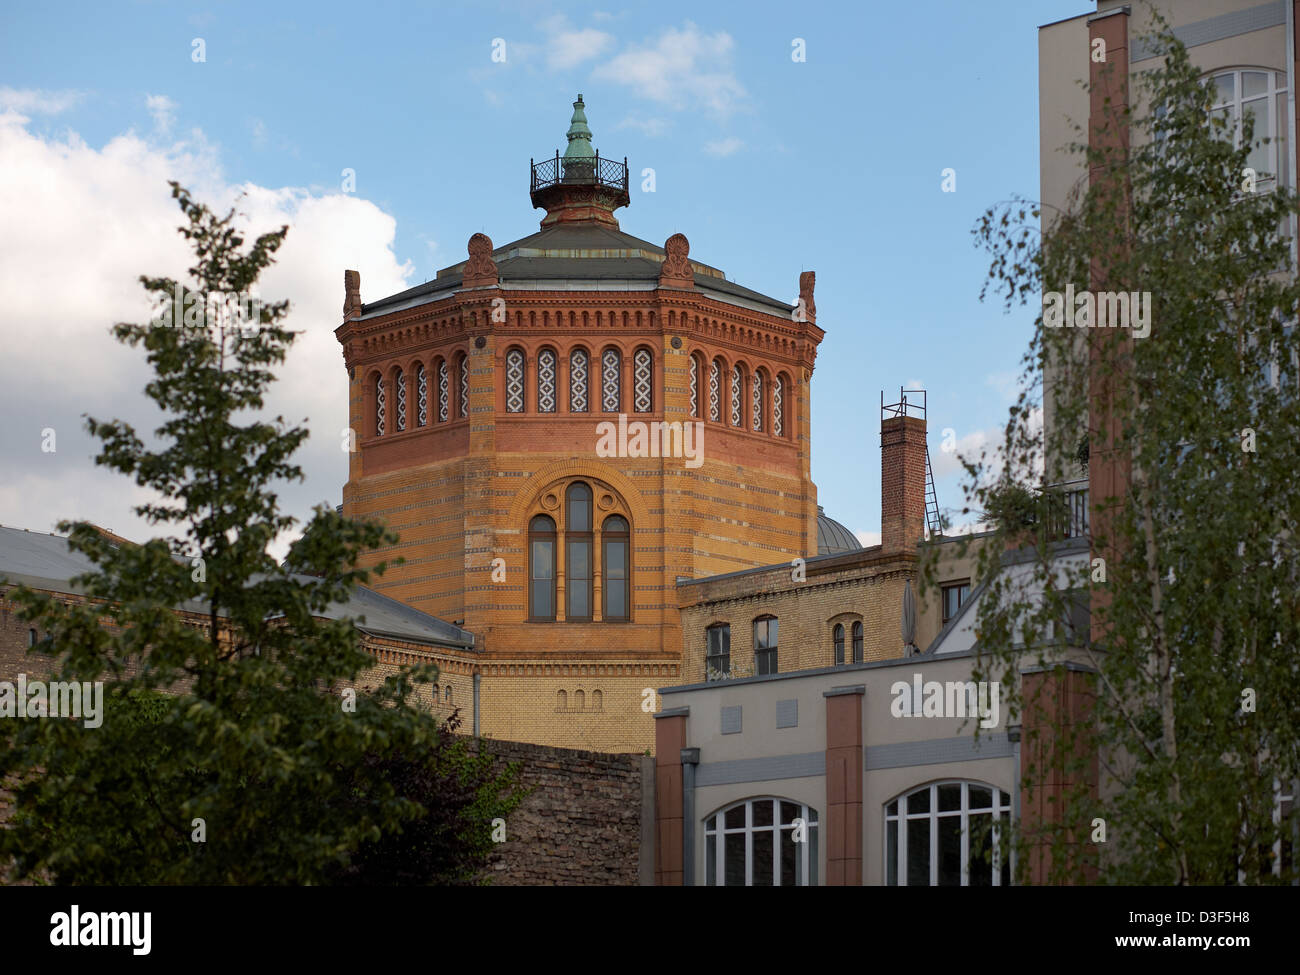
{"left": 474, "top": 737, "right": 653, "bottom": 886}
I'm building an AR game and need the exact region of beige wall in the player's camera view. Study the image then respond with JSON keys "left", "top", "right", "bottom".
{"left": 665, "top": 651, "right": 1015, "bottom": 885}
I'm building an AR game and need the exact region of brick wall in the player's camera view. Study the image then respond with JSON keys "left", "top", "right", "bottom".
{"left": 473, "top": 737, "right": 651, "bottom": 885}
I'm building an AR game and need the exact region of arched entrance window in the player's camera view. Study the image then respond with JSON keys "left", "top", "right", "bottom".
{"left": 884, "top": 781, "right": 1012, "bottom": 886}
{"left": 704, "top": 797, "right": 819, "bottom": 886}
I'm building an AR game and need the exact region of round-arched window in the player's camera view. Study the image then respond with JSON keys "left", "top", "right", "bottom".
{"left": 884, "top": 781, "right": 1012, "bottom": 886}
{"left": 704, "top": 797, "right": 819, "bottom": 886}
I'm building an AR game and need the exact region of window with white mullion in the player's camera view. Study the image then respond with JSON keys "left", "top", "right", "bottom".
{"left": 705, "top": 797, "right": 819, "bottom": 886}
{"left": 1209, "top": 69, "right": 1289, "bottom": 189}
{"left": 886, "top": 781, "right": 1011, "bottom": 886}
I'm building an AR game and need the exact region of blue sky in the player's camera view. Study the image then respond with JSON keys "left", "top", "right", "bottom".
{"left": 0, "top": 0, "right": 1087, "bottom": 550}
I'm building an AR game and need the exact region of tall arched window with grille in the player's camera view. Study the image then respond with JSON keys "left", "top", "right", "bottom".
{"left": 506, "top": 348, "right": 525, "bottom": 413}
{"left": 601, "top": 348, "right": 621, "bottom": 413}
{"left": 602, "top": 515, "right": 629, "bottom": 620}
{"left": 437, "top": 358, "right": 450, "bottom": 422}
{"left": 375, "top": 375, "right": 386, "bottom": 436}
{"left": 752, "top": 369, "right": 764, "bottom": 432}
{"left": 566, "top": 482, "right": 593, "bottom": 620}
{"left": 633, "top": 348, "right": 652, "bottom": 413}
{"left": 773, "top": 374, "right": 785, "bottom": 437}
{"left": 570, "top": 348, "right": 589, "bottom": 412}
{"left": 538, "top": 348, "right": 557, "bottom": 412}
{"left": 528, "top": 514, "right": 556, "bottom": 621}
{"left": 689, "top": 355, "right": 700, "bottom": 417}
{"left": 730, "top": 364, "right": 743, "bottom": 427}
{"left": 458, "top": 353, "right": 469, "bottom": 418}
{"left": 416, "top": 363, "right": 428, "bottom": 427}
{"left": 394, "top": 368, "right": 406, "bottom": 432}
{"left": 709, "top": 359, "right": 722, "bottom": 422}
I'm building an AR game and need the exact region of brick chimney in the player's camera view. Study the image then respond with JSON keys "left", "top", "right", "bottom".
{"left": 880, "top": 408, "right": 927, "bottom": 554}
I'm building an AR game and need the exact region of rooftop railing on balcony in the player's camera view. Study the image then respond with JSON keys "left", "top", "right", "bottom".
{"left": 530, "top": 151, "right": 629, "bottom": 194}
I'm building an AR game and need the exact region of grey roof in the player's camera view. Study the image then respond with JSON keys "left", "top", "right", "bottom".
{"left": 0, "top": 524, "right": 474, "bottom": 650}
{"left": 360, "top": 221, "right": 795, "bottom": 318}
{"left": 817, "top": 506, "right": 864, "bottom": 555}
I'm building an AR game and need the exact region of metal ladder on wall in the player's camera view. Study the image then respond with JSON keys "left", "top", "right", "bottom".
{"left": 924, "top": 447, "right": 943, "bottom": 539}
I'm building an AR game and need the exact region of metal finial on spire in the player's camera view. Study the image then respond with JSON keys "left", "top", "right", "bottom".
{"left": 564, "top": 93, "right": 594, "bottom": 161}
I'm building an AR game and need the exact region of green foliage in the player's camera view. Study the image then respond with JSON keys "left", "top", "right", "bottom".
{"left": 935, "top": 23, "right": 1300, "bottom": 884}
{"left": 0, "top": 184, "right": 525, "bottom": 884}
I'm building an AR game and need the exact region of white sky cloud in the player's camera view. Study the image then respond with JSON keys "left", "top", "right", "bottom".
{"left": 593, "top": 22, "right": 747, "bottom": 116}
{"left": 0, "top": 87, "right": 84, "bottom": 115}
{"left": 543, "top": 19, "right": 615, "bottom": 70}
{"left": 146, "top": 94, "right": 177, "bottom": 133}
{"left": 0, "top": 99, "right": 414, "bottom": 559}
{"left": 704, "top": 137, "right": 743, "bottom": 157}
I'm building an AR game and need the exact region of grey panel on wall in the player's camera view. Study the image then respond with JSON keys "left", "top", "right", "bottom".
{"left": 865, "top": 733, "right": 1013, "bottom": 770}
{"left": 1131, "top": 2, "right": 1285, "bottom": 63}
{"left": 696, "top": 752, "right": 826, "bottom": 788}
{"left": 721, "top": 705, "right": 743, "bottom": 735}
{"left": 775, "top": 699, "right": 798, "bottom": 729}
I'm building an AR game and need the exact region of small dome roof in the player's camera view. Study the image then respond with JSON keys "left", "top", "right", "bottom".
{"left": 817, "top": 505, "right": 863, "bottom": 555}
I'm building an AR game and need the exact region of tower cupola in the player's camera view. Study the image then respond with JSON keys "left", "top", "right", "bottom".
{"left": 530, "top": 94, "right": 630, "bottom": 228}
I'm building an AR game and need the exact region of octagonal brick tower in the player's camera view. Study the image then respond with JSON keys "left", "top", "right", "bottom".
{"left": 335, "top": 95, "right": 826, "bottom": 752}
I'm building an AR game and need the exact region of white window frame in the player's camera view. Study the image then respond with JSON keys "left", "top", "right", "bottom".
{"left": 884, "top": 781, "right": 1013, "bottom": 886}
{"left": 704, "top": 797, "right": 819, "bottom": 886}
{"left": 1208, "top": 68, "right": 1289, "bottom": 191}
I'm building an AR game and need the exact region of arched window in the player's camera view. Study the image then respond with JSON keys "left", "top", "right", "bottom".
{"left": 730, "top": 364, "right": 743, "bottom": 426}
{"left": 633, "top": 348, "right": 653, "bottom": 412}
{"left": 602, "top": 515, "right": 629, "bottom": 621}
{"left": 752, "top": 369, "right": 764, "bottom": 432}
{"left": 506, "top": 348, "right": 525, "bottom": 413}
{"left": 394, "top": 368, "right": 406, "bottom": 432}
{"left": 437, "top": 358, "right": 450, "bottom": 422}
{"left": 570, "top": 348, "right": 589, "bottom": 412}
{"left": 375, "top": 375, "right": 386, "bottom": 436}
{"left": 557, "top": 689, "right": 567, "bottom": 711}
{"left": 706, "top": 623, "right": 731, "bottom": 678}
{"left": 754, "top": 615, "right": 778, "bottom": 675}
{"left": 444, "top": 685, "right": 452, "bottom": 704}
{"left": 591, "top": 689, "right": 602, "bottom": 710}
{"left": 601, "top": 347, "right": 621, "bottom": 412}
{"left": 833, "top": 623, "right": 845, "bottom": 665}
{"left": 852, "top": 621, "right": 864, "bottom": 663}
{"left": 709, "top": 359, "right": 722, "bottom": 422}
{"left": 705, "top": 798, "right": 819, "bottom": 886}
{"left": 528, "top": 514, "right": 556, "bottom": 620}
{"left": 538, "top": 348, "right": 557, "bottom": 412}
{"left": 773, "top": 373, "right": 784, "bottom": 436}
{"left": 28, "top": 628, "right": 37, "bottom": 648}
{"left": 433, "top": 683, "right": 440, "bottom": 704}
{"left": 458, "top": 353, "right": 469, "bottom": 418}
{"left": 885, "top": 782, "right": 1012, "bottom": 886}
{"left": 566, "top": 483, "right": 593, "bottom": 620}
{"left": 689, "top": 355, "right": 700, "bottom": 417}
{"left": 416, "top": 363, "right": 428, "bottom": 426}
{"left": 1208, "top": 69, "right": 1289, "bottom": 187}
{"left": 574, "top": 689, "right": 586, "bottom": 710}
